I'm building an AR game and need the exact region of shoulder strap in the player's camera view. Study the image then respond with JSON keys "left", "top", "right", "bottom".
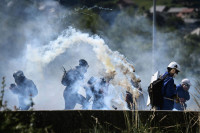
{"left": 162, "top": 74, "right": 168, "bottom": 80}
{"left": 162, "top": 74, "right": 170, "bottom": 97}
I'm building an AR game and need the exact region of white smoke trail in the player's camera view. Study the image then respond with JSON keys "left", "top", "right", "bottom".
{"left": 24, "top": 27, "right": 143, "bottom": 110}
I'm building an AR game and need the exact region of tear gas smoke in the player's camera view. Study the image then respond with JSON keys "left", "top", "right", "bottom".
{"left": 24, "top": 27, "right": 143, "bottom": 110}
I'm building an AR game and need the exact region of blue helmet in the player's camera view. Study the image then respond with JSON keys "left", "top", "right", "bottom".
{"left": 79, "top": 59, "right": 89, "bottom": 67}
{"left": 13, "top": 70, "right": 24, "bottom": 78}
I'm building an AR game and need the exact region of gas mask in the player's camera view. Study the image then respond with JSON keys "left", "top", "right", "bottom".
{"left": 13, "top": 71, "right": 25, "bottom": 85}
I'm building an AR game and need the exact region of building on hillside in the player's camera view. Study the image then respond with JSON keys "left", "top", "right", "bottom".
{"left": 191, "top": 27, "right": 200, "bottom": 36}
{"left": 167, "top": 7, "right": 187, "bottom": 16}
{"left": 149, "top": 5, "right": 168, "bottom": 14}
{"left": 184, "top": 27, "right": 200, "bottom": 39}
{"left": 177, "top": 8, "right": 197, "bottom": 18}
{"left": 167, "top": 7, "right": 197, "bottom": 19}
{"left": 184, "top": 18, "right": 200, "bottom": 24}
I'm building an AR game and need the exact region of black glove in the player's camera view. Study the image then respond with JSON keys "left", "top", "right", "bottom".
{"left": 9, "top": 83, "right": 16, "bottom": 89}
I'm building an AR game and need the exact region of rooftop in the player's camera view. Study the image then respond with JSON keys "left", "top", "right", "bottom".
{"left": 168, "top": 7, "right": 187, "bottom": 13}
{"left": 191, "top": 27, "right": 200, "bottom": 36}
{"left": 150, "top": 5, "right": 167, "bottom": 13}
{"left": 181, "top": 8, "right": 194, "bottom": 13}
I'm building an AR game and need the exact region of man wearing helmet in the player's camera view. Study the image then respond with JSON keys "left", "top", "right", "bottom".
{"left": 61, "top": 59, "right": 89, "bottom": 109}
{"left": 174, "top": 78, "right": 191, "bottom": 110}
{"left": 9, "top": 70, "right": 38, "bottom": 110}
{"left": 161, "top": 61, "right": 180, "bottom": 110}
{"left": 84, "top": 77, "right": 108, "bottom": 110}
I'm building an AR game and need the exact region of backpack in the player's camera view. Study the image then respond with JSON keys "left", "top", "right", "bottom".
{"left": 148, "top": 75, "right": 168, "bottom": 108}
{"left": 61, "top": 69, "right": 77, "bottom": 86}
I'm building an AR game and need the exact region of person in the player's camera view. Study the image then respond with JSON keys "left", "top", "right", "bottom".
{"left": 9, "top": 70, "right": 38, "bottom": 110}
{"left": 125, "top": 91, "right": 134, "bottom": 110}
{"left": 84, "top": 77, "right": 96, "bottom": 102}
{"left": 61, "top": 59, "right": 89, "bottom": 109}
{"left": 174, "top": 79, "right": 191, "bottom": 111}
{"left": 160, "top": 61, "right": 180, "bottom": 110}
{"left": 85, "top": 77, "right": 108, "bottom": 110}
{"left": 127, "top": 78, "right": 144, "bottom": 110}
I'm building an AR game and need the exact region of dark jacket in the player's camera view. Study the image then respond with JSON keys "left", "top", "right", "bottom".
{"left": 174, "top": 84, "right": 190, "bottom": 110}
{"left": 161, "top": 72, "right": 176, "bottom": 110}
{"left": 61, "top": 66, "right": 84, "bottom": 87}
{"left": 10, "top": 78, "right": 38, "bottom": 110}
{"left": 61, "top": 66, "right": 86, "bottom": 110}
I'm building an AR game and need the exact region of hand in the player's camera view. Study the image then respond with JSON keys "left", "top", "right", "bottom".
{"left": 173, "top": 95, "right": 179, "bottom": 103}
{"left": 179, "top": 98, "right": 185, "bottom": 103}
{"left": 9, "top": 84, "right": 16, "bottom": 89}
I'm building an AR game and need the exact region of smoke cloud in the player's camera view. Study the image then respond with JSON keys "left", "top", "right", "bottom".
{"left": 102, "top": 10, "right": 198, "bottom": 110}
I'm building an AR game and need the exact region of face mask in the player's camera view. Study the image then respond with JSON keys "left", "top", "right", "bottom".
{"left": 183, "top": 84, "right": 190, "bottom": 89}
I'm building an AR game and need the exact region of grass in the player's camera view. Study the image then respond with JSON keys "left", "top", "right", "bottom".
{"left": 191, "top": 80, "right": 200, "bottom": 110}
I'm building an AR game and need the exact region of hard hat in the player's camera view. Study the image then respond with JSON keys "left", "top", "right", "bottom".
{"left": 181, "top": 78, "right": 191, "bottom": 86}
{"left": 167, "top": 61, "right": 180, "bottom": 72}
{"left": 79, "top": 59, "right": 89, "bottom": 67}
{"left": 13, "top": 70, "right": 24, "bottom": 78}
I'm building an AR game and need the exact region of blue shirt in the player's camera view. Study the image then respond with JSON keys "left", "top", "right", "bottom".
{"left": 174, "top": 84, "right": 190, "bottom": 110}
{"left": 161, "top": 72, "right": 176, "bottom": 110}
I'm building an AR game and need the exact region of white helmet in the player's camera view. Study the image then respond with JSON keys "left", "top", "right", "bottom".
{"left": 181, "top": 78, "right": 191, "bottom": 86}
{"left": 167, "top": 61, "right": 180, "bottom": 72}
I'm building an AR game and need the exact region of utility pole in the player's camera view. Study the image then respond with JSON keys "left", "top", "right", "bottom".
{"left": 152, "top": 0, "right": 156, "bottom": 74}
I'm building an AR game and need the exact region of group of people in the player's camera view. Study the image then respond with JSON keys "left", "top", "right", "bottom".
{"left": 9, "top": 59, "right": 191, "bottom": 111}
{"left": 9, "top": 59, "right": 111, "bottom": 110}
{"left": 61, "top": 59, "right": 112, "bottom": 110}
{"left": 159, "top": 61, "right": 191, "bottom": 111}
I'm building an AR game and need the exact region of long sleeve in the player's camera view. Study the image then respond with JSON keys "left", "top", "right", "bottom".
{"left": 10, "top": 84, "right": 20, "bottom": 94}
{"left": 185, "top": 92, "right": 190, "bottom": 101}
{"left": 164, "top": 78, "right": 176, "bottom": 98}
{"left": 176, "top": 85, "right": 190, "bottom": 101}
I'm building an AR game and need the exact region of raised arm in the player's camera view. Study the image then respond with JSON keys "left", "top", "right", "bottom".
{"left": 9, "top": 83, "right": 20, "bottom": 94}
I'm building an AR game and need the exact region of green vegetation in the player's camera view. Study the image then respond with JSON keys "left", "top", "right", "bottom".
{"left": 179, "top": 34, "right": 200, "bottom": 76}
{"left": 192, "top": 80, "right": 200, "bottom": 109}
{"left": 0, "top": 77, "right": 8, "bottom": 111}
{"left": 74, "top": 9, "right": 109, "bottom": 33}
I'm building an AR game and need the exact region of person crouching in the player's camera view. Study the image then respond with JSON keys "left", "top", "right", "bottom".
{"left": 174, "top": 78, "right": 191, "bottom": 111}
